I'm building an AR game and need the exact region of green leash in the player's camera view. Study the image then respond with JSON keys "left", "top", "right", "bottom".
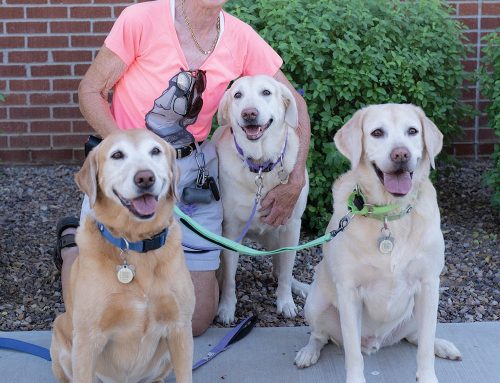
{"left": 174, "top": 205, "right": 351, "bottom": 256}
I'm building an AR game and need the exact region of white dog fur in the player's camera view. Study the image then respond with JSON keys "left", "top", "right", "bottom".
{"left": 213, "top": 75, "right": 309, "bottom": 324}
{"left": 294, "top": 104, "right": 461, "bottom": 383}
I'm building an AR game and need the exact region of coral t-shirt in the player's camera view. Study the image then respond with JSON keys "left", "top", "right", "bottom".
{"left": 104, "top": 0, "right": 283, "bottom": 142}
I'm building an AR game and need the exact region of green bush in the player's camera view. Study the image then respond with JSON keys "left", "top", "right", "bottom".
{"left": 479, "top": 29, "right": 500, "bottom": 208}
{"left": 225, "top": 0, "right": 472, "bottom": 233}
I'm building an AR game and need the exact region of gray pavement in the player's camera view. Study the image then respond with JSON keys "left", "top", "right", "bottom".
{"left": 0, "top": 322, "right": 498, "bottom": 383}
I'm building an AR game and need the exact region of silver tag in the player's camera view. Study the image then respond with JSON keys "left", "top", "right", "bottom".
{"left": 116, "top": 264, "right": 135, "bottom": 284}
{"left": 378, "top": 236, "right": 394, "bottom": 254}
{"left": 277, "top": 168, "right": 289, "bottom": 184}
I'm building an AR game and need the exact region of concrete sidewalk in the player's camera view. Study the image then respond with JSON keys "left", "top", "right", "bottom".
{"left": 0, "top": 322, "right": 498, "bottom": 383}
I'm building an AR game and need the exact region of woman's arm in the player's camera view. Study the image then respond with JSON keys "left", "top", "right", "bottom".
{"left": 78, "top": 45, "right": 128, "bottom": 138}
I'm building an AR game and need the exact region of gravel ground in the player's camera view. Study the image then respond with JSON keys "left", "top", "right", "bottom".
{"left": 0, "top": 159, "right": 498, "bottom": 331}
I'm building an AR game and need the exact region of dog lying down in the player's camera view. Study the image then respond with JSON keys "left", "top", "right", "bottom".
{"left": 50, "top": 130, "right": 195, "bottom": 383}
{"left": 213, "top": 75, "right": 310, "bottom": 324}
{"left": 295, "top": 104, "right": 461, "bottom": 383}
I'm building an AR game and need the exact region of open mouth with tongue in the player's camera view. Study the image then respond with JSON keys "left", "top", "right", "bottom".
{"left": 239, "top": 119, "right": 273, "bottom": 141}
{"left": 113, "top": 190, "right": 159, "bottom": 219}
{"left": 373, "top": 164, "right": 413, "bottom": 197}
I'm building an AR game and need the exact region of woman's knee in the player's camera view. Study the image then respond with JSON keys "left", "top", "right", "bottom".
{"left": 191, "top": 270, "right": 219, "bottom": 336}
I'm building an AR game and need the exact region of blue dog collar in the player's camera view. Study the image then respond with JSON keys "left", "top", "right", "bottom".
{"left": 97, "top": 222, "right": 169, "bottom": 253}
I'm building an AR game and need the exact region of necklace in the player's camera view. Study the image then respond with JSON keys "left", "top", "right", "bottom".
{"left": 181, "top": 0, "right": 221, "bottom": 55}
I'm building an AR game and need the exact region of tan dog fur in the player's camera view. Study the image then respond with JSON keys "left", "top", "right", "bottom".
{"left": 295, "top": 104, "right": 461, "bottom": 383}
{"left": 50, "top": 130, "right": 195, "bottom": 383}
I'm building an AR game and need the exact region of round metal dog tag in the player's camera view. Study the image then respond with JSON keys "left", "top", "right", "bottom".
{"left": 117, "top": 265, "right": 134, "bottom": 284}
{"left": 379, "top": 237, "right": 394, "bottom": 254}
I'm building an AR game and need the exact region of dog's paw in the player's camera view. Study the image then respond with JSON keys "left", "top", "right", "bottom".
{"left": 295, "top": 346, "right": 321, "bottom": 368}
{"left": 416, "top": 370, "right": 438, "bottom": 383}
{"left": 434, "top": 338, "right": 462, "bottom": 361}
{"left": 291, "top": 278, "right": 310, "bottom": 299}
{"left": 277, "top": 299, "right": 297, "bottom": 318}
{"left": 216, "top": 302, "right": 236, "bottom": 325}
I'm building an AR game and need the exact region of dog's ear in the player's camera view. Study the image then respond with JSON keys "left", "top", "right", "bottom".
{"left": 278, "top": 83, "right": 299, "bottom": 128}
{"left": 334, "top": 109, "right": 365, "bottom": 169}
{"left": 416, "top": 106, "right": 443, "bottom": 169}
{"left": 163, "top": 142, "right": 179, "bottom": 201}
{"left": 217, "top": 88, "right": 232, "bottom": 127}
{"left": 75, "top": 148, "right": 99, "bottom": 207}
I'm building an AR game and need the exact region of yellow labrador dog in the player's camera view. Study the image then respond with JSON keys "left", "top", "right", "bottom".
{"left": 50, "top": 130, "right": 195, "bottom": 383}
{"left": 213, "top": 75, "right": 309, "bottom": 324}
{"left": 295, "top": 104, "right": 461, "bottom": 383}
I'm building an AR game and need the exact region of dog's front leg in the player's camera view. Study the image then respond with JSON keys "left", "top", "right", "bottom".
{"left": 217, "top": 248, "right": 240, "bottom": 324}
{"left": 414, "top": 278, "right": 440, "bottom": 383}
{"left": 337, "top": 284, "right": 365, "bottom": 383}
{"left": 72, "top": 330, "right": 106, "bottom": 383}
{"left": 167, "top": 324, "right": 193, "bottom": 383}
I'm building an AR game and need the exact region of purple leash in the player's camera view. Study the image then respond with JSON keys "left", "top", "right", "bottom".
{"left": 192, "top": 315, "right": 258, "bottom": 370}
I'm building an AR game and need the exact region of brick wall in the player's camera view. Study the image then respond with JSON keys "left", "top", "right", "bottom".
{"left": 0, "top": 0, "right": 498, "bottom": 163}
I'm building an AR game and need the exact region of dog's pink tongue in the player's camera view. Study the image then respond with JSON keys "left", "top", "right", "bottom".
{"left": 383, "top": 172, "right": 412, "bottom": 195}
{"left": 131, "top": 195, "right": 157, "bottom": 216}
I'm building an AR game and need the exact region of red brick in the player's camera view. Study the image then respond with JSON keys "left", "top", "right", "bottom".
{"left": 27, "top": 7, "right": 68, "bottom": 19}
{"left": 74, "top": 148, "right": 85, "bottom": 162}
{"left": 452, "top": 143, "right": 475, "bottom": 156}
{"left": 10, "top": 134, "right": 51, "bottom": 148}
{"left": 113, "top": 6, "right": 128, "bottom": 17}
{"left": 458, "top": 2, "right": 478, "bottom": 16}
{"left": 460, "top": 87, "right": 476, "bottom": 100}
{"left": 479, "top": 128, "right": 497, "bottom": 141}
{"left": 478, "top": 143, "right": 494, "bottom": 155}
{"left": 0, "top": 65, "right": 27, "bottom": 77}
{"left": 30, "top": 93, "right": 71, "bottom": 105}
{"left": 51, "top": 0, "right": 88, "bottom": 4}
{"left": 6, "top": 0, "right": 47, "bottom": 4}
{"left": 0, "top": 136, "right": 8, "bottom": 147}
{"left": 28, "top": 36, "right": 69, "bottom": 49}
{"left": 3, "top": 93, "right": 27, "bottom": 105}
{"left": 482, "top": 17, "right": 500, "bottom": 30}
{"left": 0, "top": 36, "right": 24, "bottom": 48}
{"left": 10, "top": 79, "right": 50, "bottom": 91}
{"left": 462, "top": 31, "right": 478, "bottom": 44}
{"left": 9, "top": 50, "right": 48, "bottom": 63}
{"left": 50, "top": 21, "right": 90, "bottom": 33}
{"left": 0, "top": 108, "right": 6, "bottom": 119}
{"left": 10, "top": 107, "right": 50, "bottom": 119}
{"left": 93, "top": 21, "right": 114, "bottom": 33}
{"left": 461, "top": 59, "right": 478, "bottom": 72}
{"left": 7, "top": 22, "right": 47, "bottom": 34}
{"left": 457, "top": 18, "right": 478, "bottom": 30}
{"left": 70, "top": 7, "right": 111, "bottom": 18}
{"left": 74, "top": 64, "right": 90, "bottom": 76}
{"left": 0, "top": 7, "right": 24, "bottom": 18}
{"left": 31, "top": 149, "right": 73, "bottom": 163}
{"left": 0, "top": 121, "right": 28, "bottom": 133}
{"left": 52, "top": 50, "right": 93, "bottom": 62}
{"left": 31, "top": 121, "right": 71, "bottom": 133}
{"left": 53, "top": 79, "right": 81, "bottom": 91}
{"left": 53, "top": 107, "right": 83, "bottom": 119}
{"left": 454, "top": 128, "right": 475, "bottom": 143}
{"left": 483, "top": 2, "right": 500, "bottom": 15}
{"left": 73, "top": 120, "right": 93, "bottom": 133}
{"left": 52, "top": 134, "right": 86, "bottom": 147}
{"left": 95, "top": 0, "right": 130, "bottom": 3}
{"left": 31, "top": 64, "right": 71, "bottom": 77}
{"left": 0, "top": 149, "right": 31, "bottom": 163}
{"left": 71, "top": 35, "right": 106, "bottom": 47}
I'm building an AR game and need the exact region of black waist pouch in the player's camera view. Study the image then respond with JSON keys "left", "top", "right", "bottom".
{"left": 84, "top": 135, "right": 103, "bottom": 157}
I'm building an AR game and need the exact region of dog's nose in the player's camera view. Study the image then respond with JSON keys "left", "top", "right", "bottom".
{"left": 390, "top": 147, "right": 411, "bottom": 163}
{"left": 241, "top": 107, "right": 259, "bottom": 122}
{"left": 134, "top": 170, "right": 155, "bottom": 189}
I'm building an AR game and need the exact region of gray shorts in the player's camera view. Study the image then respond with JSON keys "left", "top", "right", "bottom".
{"left": 80, "top": 140, "right": 222, "bottom": 271}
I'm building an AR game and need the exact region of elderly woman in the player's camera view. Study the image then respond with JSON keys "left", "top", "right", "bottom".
{"left": 55, "top": 0, "right": 310, "bottom": 336}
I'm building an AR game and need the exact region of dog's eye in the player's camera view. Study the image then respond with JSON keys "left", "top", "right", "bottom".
{"left": 234, "top": 91, "right": 242, "bottom": 99}
{"left": 371, "top": 129, "right": 384, "bottom": 138}
{"left": 262, "top": 89, "right": 271, "bottom": 96}
{"left": 111, "top": 150, "right": 124, "bottom": 160}
{"left": 151, "top": 147, "right": 161, "bottom": 156}
{"left": 408, "top": 127, "right": 419, "bottom": 136}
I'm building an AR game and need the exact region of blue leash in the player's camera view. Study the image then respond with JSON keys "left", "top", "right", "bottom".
{"left": 0, "top": 315, "right": 257, "bottom": 369}
{"left": 0, "top": 337, "right": 52, "bottom": 361}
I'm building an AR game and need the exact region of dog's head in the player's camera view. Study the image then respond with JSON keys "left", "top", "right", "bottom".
{"left": 75, "top": 129, "right": 178, "bottom": 236}
{"left": 217, "top": 75, "right": 298, "bottom": 142}
{"left": 334, "top": 104, "right": 443, "bottom": 198}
